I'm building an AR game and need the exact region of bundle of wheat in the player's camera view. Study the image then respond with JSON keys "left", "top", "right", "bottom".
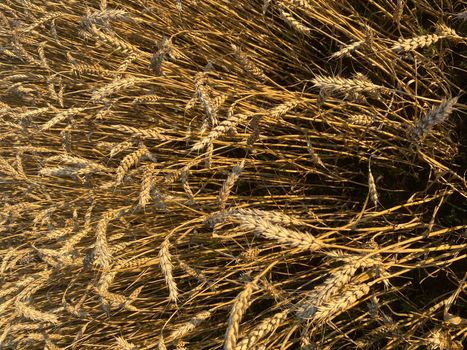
{"left": 0, "top": 0, "right": 465, "bottom": 349}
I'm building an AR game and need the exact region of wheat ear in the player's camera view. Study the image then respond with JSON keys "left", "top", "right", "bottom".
{"left": 218, "top": 160, "right": 245, "bottom": 210}
{"left": 139, "top": 163, "right": 156, "bottom": 208}
{"left": 238, "top": 216, "right": 323, "bottom": 251}
{"left": 15, "top": 301, "right": 59, "bottom": 324}
{"left": 312, "top": 283, "right": 370, "bottom": 323}
{"left": 94, "top": 210, "right": 116, "bottom": 270}
{"left": 159, "top": 238, "right": 178, "bottom": 303}
{"left": 41, "top": 108, "right": 84, "bottom": 131}
{"left": 115, "top": 145, "right": 148, "bottom": 186}
{"left": 312, "top": 75, "right": 389, "bottom": 97}
{"left": 224, "top": 282, "right": 256, "bottom": 350}
{"left": 232, "top": 44, "right": 268, "bottom": 81}
{"left": 114, "top": 124, "right": 170, "bottom": 141}
{"left": 278, "top": 7, "right": 310, "bottom": 34}
{"left": 235, "top": 309, "right": 289, "bottom": 350}
{"left": 167, "top": 310, "right": 211, "bottom": 342}
{"left": 297, "top": 255, "right": 379, "bottom": 319}
{"left": 412, "top": 97, "right": 458, "bottom": 142}
{"left": 115, "top": 336, "right": 137, "bottom": 350}
{"left": 192, "top": 114, "right": 249, "bottom": 151}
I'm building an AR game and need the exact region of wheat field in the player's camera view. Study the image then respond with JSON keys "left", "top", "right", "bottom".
{"left": 0, "top": 0, "right": 466, "bottom": 349}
